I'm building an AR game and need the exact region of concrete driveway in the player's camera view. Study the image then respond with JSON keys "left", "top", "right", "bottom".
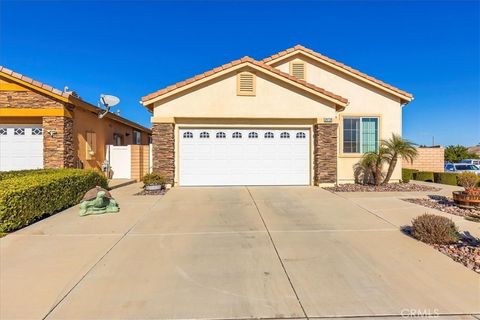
{"left": 1, "top": 184, "right": 479, "bottom": 320}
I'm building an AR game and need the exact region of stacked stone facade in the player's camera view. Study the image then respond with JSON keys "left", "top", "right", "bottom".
{"left": 42, "top": 116, "right": 75, "bottom": 168}
{"left": 0, "top": 90, "right": 63, "bottom": 109}
{"left": 313, "top": 123, "right": 338, "bottom": 184}
{"left": 152, "top": 123, "right": 175, "bottom": 184}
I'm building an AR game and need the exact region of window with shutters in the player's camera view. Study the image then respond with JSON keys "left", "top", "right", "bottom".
{"left": 237, "top": 72, "right": 256, "bottom": 96}
{"left": 86, "top": 131, "right": 97, "bottom": 160}
{"left": 290, "top": 61, "right": 306, "bottom": 80}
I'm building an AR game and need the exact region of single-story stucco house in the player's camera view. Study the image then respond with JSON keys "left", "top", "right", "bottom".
{"left": 142, "top": 45, "right": 413, "bottom": 186}
{"left": 0, "top": 67, "right": 151, "bottom": 172}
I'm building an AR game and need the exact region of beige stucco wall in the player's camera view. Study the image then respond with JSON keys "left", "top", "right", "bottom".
{"left": 275, "top": 56, "right": 404, "bottom": 183}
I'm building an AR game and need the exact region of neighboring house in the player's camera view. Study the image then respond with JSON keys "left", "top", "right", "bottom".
{"left": 141, "top": 45, "right": 414, "bottom": 186}
{"left": 0, "top": 67, "right": 151, "bottom": 172}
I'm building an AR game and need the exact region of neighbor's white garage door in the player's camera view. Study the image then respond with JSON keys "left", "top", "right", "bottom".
{"left": 179, "top": 128, "right": 310, "bottom": 186}
{"left": 0, "top": 125, "right": 44, "bottom": 171}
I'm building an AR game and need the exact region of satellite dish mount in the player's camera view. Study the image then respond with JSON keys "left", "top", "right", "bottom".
{"left": 98, "top": 94, "right": 120, "bottom": 119}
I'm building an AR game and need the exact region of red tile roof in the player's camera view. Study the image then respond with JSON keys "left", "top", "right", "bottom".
{"left": 141, "top": 56, "right": 348, "bottom": 106}
{"left": 262, "top": 45, "right": 413, "bottom": 100}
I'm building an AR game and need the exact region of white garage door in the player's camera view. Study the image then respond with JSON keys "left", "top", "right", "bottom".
{"left": 179, "top": 128, "right": 310, "bottom": 186}
{"left": 0, "top": 125, "right": 44, "bottom": 171}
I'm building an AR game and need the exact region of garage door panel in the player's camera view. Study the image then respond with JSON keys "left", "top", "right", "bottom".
{"left": 0, "top": 125, "right": 43, "bottom": 171}
{"left": 178, "top": 128, "right": 310, "bottom": 186}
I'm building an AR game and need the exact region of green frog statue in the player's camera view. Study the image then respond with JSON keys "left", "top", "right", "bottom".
{"left": 79, "top": 186, "right": 119, "bottom": 216}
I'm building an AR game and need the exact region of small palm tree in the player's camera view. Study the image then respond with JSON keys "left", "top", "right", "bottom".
{"left": 360, "top": 146, "right": 389, "bottom": 185}
{"left": 382, "top": 134, "right": 418, "bottom": 184}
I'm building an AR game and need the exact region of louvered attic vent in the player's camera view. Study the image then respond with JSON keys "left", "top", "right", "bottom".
{"left": 290, "top": 61, "right": 306, "bottom": 80}
{"left": 237, "top": 72, "right": 256, "bottom": 96}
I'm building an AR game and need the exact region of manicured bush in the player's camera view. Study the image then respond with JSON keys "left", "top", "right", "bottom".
{"left": 457, "top": 172, "right": 479, "bottom": 190}
{"left": 0, "top": 169, "right": 58, "bottom": 181}
{"left": 143, "top": 173, "right": 166, "bottom": 187}
{"left": 413, "top": 171, "right": 435, "bottom": 182}
{"left": 433, "top": 172, "right": 458, "bottom": 186}
{"left": 402, "top": 168, "right": 418, "bottom": 183}
{"left": 0, "top": 169, "right": 108, "bottom": 232}
{"left": 411, "top": 214, "right": 459, "bottom": 245}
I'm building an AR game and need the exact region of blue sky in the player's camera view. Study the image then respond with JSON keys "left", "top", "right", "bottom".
{"left": 1, "top": 1, "right": 479, "bottom": 147}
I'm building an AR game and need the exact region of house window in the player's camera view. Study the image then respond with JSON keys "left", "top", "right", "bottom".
{"left": 237, "top": 72, "right": 256, "bottom": 96}
{"left": 86, "top": 131, "right": 97, "bottom": 160}
{"left": 343, "top": 117, "right": 379, "bottom": 153}
{"left": 248, "top": 132, "right": 258, "bottom": 139}
{"left": 216, "top": 132, "right": 226, "bottom": 139}
{"left": 232, "top": 132, "right": 242, "bottom": 139}
{"left": 296, "top": 132, "right": 306, "bottom": 139}
{"left": 280, "top": 132, "right": 290, "bottom": 139}
{"left": 200, "top": 132, "right": 210, "bottom": 139}
{"left": 264, "top": 132, "right": 274, "bottom": 139}
{"left": 113, "top": 133, "right": 123, "bottom": 146}
{"left": 183, "top": 132, "right": 193, "bottom": 139}
{"left": 290, "top": 61, "right": 306, "bottom": 80}
{"left": 133, "top": 130, "right": 141, "bottom": 144}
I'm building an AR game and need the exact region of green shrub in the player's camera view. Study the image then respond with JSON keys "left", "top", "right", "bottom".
{"left": 402, "top": 168, "right": 418, "bottom": 183}
{"left": 0, "top": 169, "right": 108, "bottom": 232}
{"left": 433, "top": 172, "right": 458, "bottom": 186}
{"left": 143, "top": 173, "right": 166, "bottom": 187}
{"left": 0, "top": 169, "right": 58, "bottom": 181}
{"left": 413, "top": 171, "right": 435, "bottom": 182}
{"left": 411, "top": 214, "right": 459, "bottom": 245}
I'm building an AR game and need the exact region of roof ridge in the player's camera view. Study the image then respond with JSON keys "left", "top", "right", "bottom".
{"left": 141, "top": 57, "right": 348, "bottom": 105}
{"left": 261, "top": 45, "right": 413, "bottom": 99}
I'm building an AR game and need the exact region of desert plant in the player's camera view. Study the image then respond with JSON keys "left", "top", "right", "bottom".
{"left": 411, "top": 214, "right": 459, "bottom": 245}
{"left": 402, "top": 168, "right": 418, "bottom": 183}
{"left": 359, "top": 146, "right": 389, "bottom": 185}
{"left": 413, "top": 171, "right": 435, "bottom": 182}
{"left": 143, "top": 173, "right": 166, "bottom": 187}
{"left": 382, "top": 134, "right": 418, "bottom": 184}
{"left": 457, "top": 172, "right": 479, "bottom": 191}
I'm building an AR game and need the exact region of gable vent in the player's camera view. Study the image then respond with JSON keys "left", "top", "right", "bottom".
{"left": 237, "top": 72, "right": 256, "bottom": 96}
{"left": 291, "top": 61, "right": 306, "bottom": 80}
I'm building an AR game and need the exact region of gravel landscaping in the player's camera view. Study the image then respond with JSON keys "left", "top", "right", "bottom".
{"left": 134, "top": 189, "right": 167, "bottom": 196}
{"left": 324, "top": 183, "right": 441, "bottom": 193}
{"left": 403, "top": 196, "right": 480, "bottom": 221}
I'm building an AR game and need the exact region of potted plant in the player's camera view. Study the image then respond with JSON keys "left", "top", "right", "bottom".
{"left": 453, "top": 172, "right": 480, "bottom": 208}
{"left": 143, "top": 173, "right": 166, "bottom": 191}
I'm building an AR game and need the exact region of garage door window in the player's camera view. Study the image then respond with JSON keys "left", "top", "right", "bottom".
{"left": 32, "top": 128, "right": 43, "bottom": 136}
{"left": 0, "top": 128, "right": 6, "bottom": 135}
{"left": 248, "top": 132, "right": 258, "bottom": 139}
{"left": 200, "top": 132, "right": 209, "bottom": 139}
{"left": 183, "top": 132, "right": 193, "bottom": 139}
{"left": 264, "top": 132, "right": 274, "bottom": 139}
{"left": 216, "top": 132, "right": 226, "bottom": 139}
{"left": 280, "top": 132, "right": 290, "bottom": 139}
{"left": 232, "top": 132, "right": 242, "bottom": 139}
{"left": 14, "top": 128, "right": 25, "bottom": 135}
{"left": 296, "top": 132, "right": 306, "bottom": 139}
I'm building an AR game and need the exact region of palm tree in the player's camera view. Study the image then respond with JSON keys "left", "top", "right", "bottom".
{"left": 382, "top": 134, "right": 418, "bottom": 184}
{"left": 360, "top": 146, "right": 389, "bottom": 185}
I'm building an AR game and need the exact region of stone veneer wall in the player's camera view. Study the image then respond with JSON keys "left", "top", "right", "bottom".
{"left": 152, "top": 123, "right": 175, "bottom": 184}
{"left": 42, "top": 116, "right": 75, "bottom": 168}
{"left": 0, "top": 90, "right": 63, "bottom": 109}
{"left": 313, "top": 123, "right": 338, "bottom": 184}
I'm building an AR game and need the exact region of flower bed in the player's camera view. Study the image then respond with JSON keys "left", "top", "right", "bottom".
{"left": 324, "top": 183, "right": 441, "bottom": 193}
{"left": 403, "top": 196, "right": 480, "bottom": 221}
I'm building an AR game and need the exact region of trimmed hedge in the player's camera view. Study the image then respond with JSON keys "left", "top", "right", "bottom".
{"left": 433, "top": 172, "right": 458, "bottom": 186}
{"left": 402, "top": 169, "right": 418, "bottom": 183}
{"left": 0, "top": 169, "right": 58, "bottom": 181}
{"left": 0, "top": 169, "right": 108, "bottom": 232}
{"left": 413, "top": 171, "right": 435, "bottom": 182}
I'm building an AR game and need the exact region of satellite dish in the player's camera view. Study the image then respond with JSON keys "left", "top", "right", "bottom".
{"left": 98, "top": 94, "right": 120, "bottom": 119}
